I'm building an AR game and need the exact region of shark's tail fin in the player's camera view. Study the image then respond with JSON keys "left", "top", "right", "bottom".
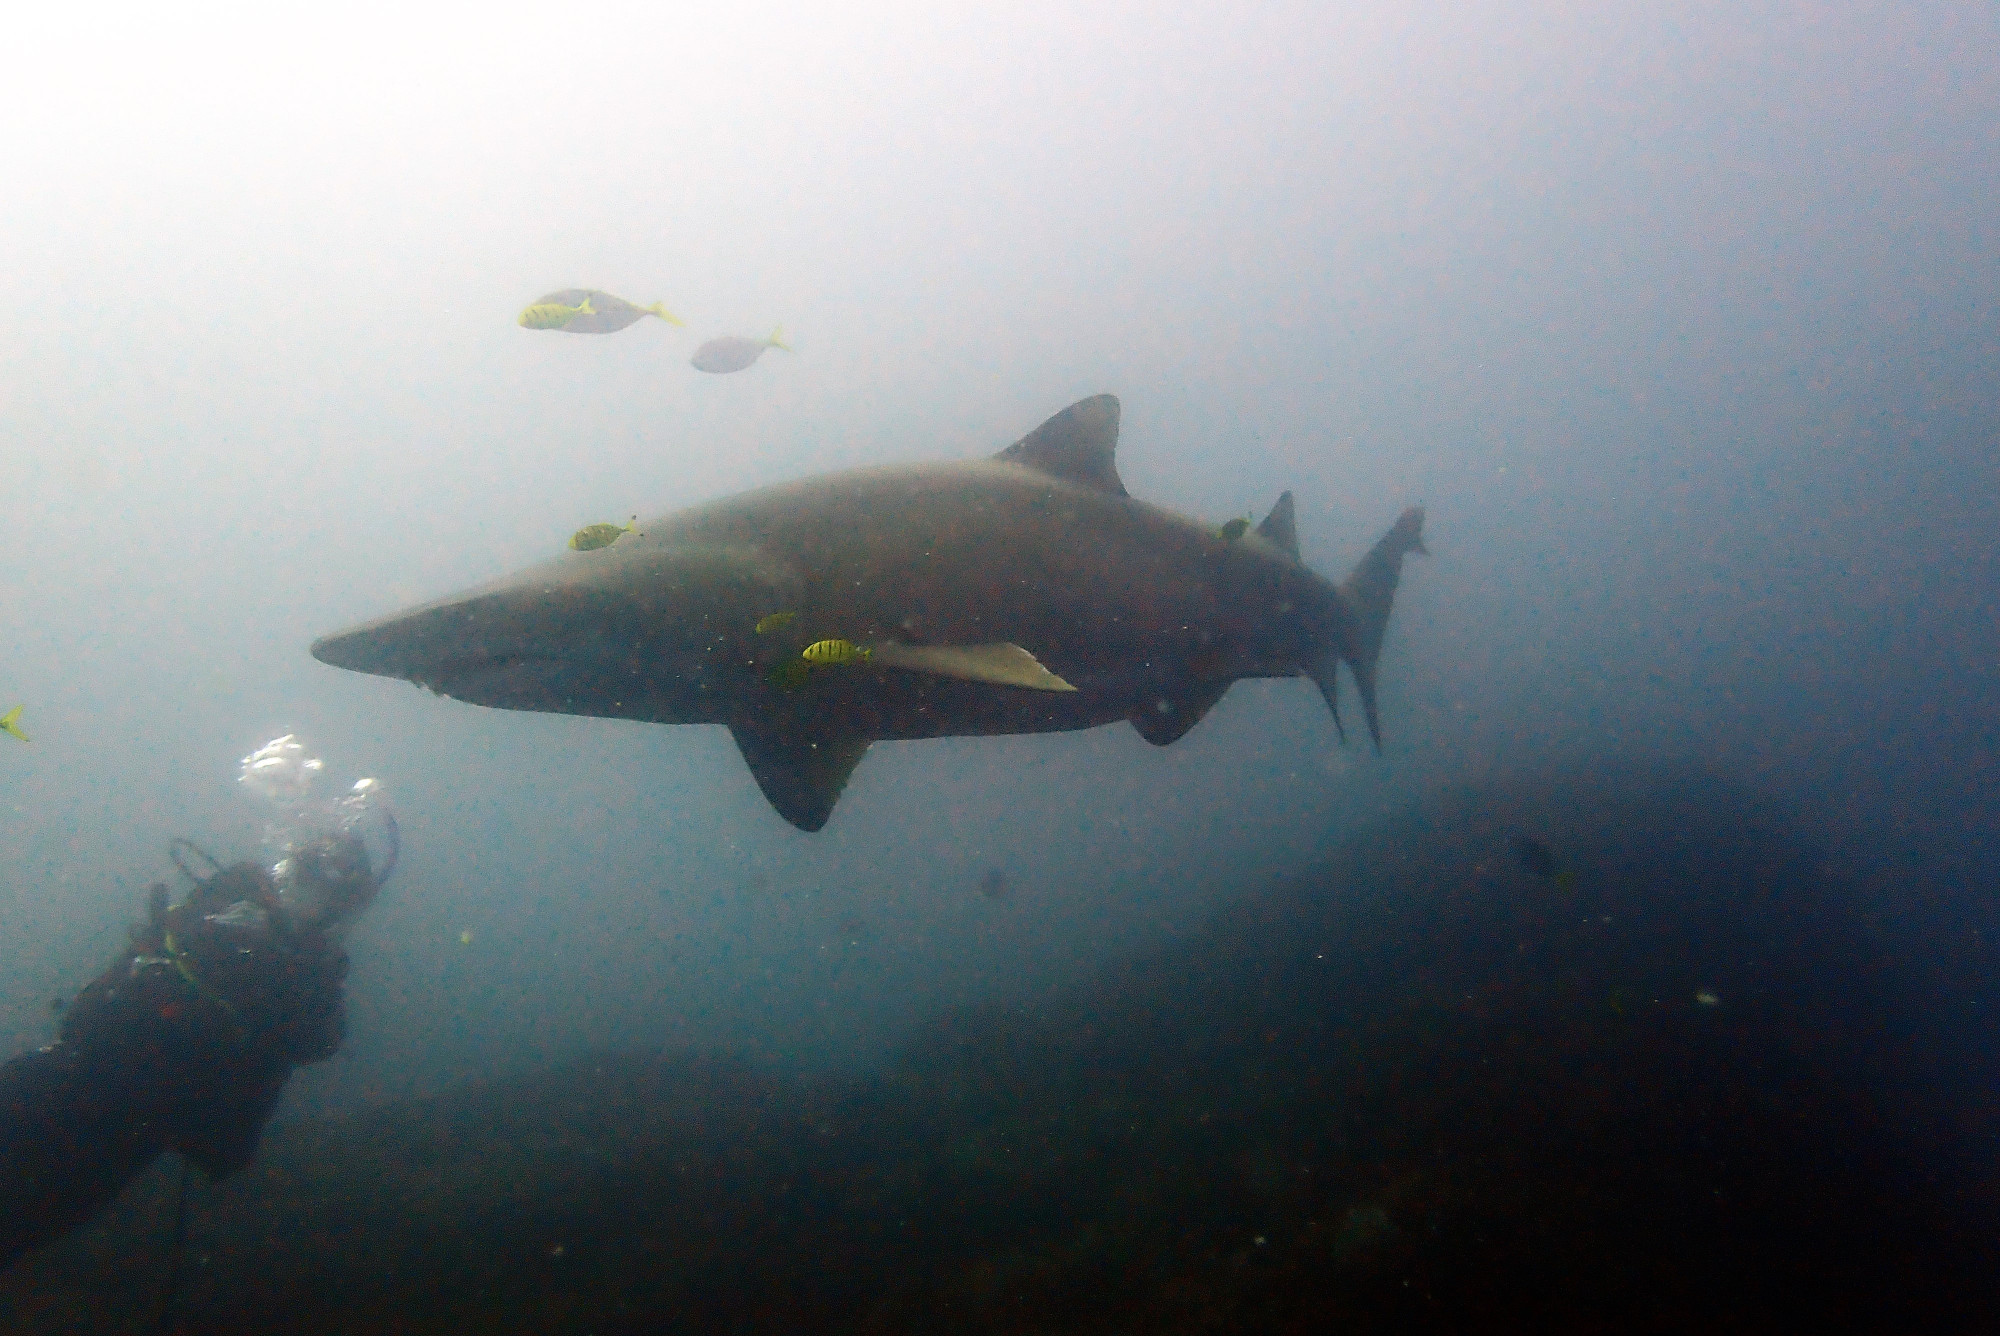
{"left": 1316, "top": 506, "right": 1425, "bottom": 752}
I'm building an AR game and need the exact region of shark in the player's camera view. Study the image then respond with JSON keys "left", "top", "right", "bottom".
{"left": 311, "top": 395, "right": 1426, "bottom": 831}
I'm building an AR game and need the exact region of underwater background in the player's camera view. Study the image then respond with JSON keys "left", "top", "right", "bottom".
{"left": 3, "top": 3, "right": 1996, "bottom": 1331}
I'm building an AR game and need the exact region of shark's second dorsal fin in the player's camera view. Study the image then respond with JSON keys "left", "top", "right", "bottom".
{"left": 1256, "top": 491, "right": 1298, "bottom": 558}
{"left": 993, "top": 394, "right": 1126, "bottom": 496}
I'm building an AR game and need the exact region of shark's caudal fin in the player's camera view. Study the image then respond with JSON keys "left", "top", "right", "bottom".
{"left": 1316, "top": 506, "right": 1426, "bottom": 753}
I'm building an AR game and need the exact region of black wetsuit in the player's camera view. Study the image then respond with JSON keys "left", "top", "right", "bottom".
{"left": 0, "top": 859, "right": 351, "bottom": 1271}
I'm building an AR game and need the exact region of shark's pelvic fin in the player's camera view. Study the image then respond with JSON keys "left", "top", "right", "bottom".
{"left": 868, "top": 642, "right": 1076, "bottom": 691}
{"left": 1128, "top": 680, "right": 1230, "bottom": 746}
{"left": 1255, "top": 491, "right": 1298, "bottom": 559}
{"left": 993, "top": 395, "right": 1127, "bottom": 496}
{"left": 1336, "top": 505, "right": 1427, "bottom": 753}
{"left": 729, "top": 724, "right": 872, "bottom": 832}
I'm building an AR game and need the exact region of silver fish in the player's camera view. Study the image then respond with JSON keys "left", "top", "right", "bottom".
{"left": 690, "top": 326, "right": 790, "bottom": 373}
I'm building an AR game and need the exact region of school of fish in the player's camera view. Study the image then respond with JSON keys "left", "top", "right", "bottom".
{"left": 516, "top": 288, "right": 789, "bottom": 377}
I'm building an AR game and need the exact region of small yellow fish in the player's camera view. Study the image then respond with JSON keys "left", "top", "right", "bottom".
{"left": 802, "top": 639, "right": 871, "bottom": 666}
{"left": 518, "top": 295, "right": 596, "bottom": 330}
{"left": 569, "top": 516, "right": 638, "bottom": 552}
{"left": 1216, "top": 516, "right": 1251, "bottom": 542}
{"left": 459, "top": 929, "right": 474, "bottom": 946}
{"left": 754, "top": 611, "right": 798, "bottom": 634}
{"left": 0, "top": 705, "right": 26, "bottom": 742}
{"left": 1695, "top": 989, "right": 1720, "bottom": 1007}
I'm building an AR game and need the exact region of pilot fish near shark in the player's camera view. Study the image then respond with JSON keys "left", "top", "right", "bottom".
{"left": 519, "top": 289, "right": 684, "bottom": 334}
{"left": 310, "top": 395, "right": 1426, "bottom": 831}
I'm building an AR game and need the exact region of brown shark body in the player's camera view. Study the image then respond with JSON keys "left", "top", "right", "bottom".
{"left": 311, "top": 396, "right": 1425, "bottom": 830}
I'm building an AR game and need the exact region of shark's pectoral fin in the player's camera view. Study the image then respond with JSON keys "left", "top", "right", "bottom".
{"left": 729, "top": 724, "right": 872, "bottom": 832}
{"left": 1127, "top": 680, "right": 1231, "bottom": 746}
{"left": 868, "top": 642, "right": 1077, "bottom": 691}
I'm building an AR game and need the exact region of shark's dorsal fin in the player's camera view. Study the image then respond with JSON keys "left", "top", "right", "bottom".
{"left": 1256, "top": 491, "right": 1298, "bottom": 559}
{"left": 729, "top": 724, "right": 872, "bottom": 832}
{"left": 993, "top": 394, "right": 1126, "bottom": 496}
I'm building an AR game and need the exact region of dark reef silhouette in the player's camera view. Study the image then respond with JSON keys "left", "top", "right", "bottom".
{"left": 4, "top": 760, "right": 1993, "bottom": 1333}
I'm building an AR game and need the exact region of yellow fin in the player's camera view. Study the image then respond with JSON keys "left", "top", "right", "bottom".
{"left": 868, "top": 643, "right": 1075, "bottom": 692}
{"left": 766, "top": 324, "right": 790, "bottom": 351}
{"left": 646, "top": 301, "right": 686, "bottom": 327}
{"left": 577, "top": 296, "right": 595, "bottom": 314}
{"left": 0, "top": 705, "right": 25, "bottom": 742}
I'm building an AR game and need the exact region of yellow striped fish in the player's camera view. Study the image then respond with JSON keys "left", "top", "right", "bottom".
{"left": 766, "top": 659, "right": 813, "bottom": 692}
{"left": 569, "top": 516, "right": 637, "bottom": 551}
{"left": 518, "top": 295, "right": 596, "bottom": 330}
{"left": 754, "top": 611, "right": 798, "bottom": 634}
{"left": 801, "top": 639, "right": 871, "bottom": 666}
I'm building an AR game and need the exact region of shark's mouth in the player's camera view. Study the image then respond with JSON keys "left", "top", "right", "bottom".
{"left": 408, "top": 653, "right": 524, "bottom": 696}
{"left": 409, "top": 653, "right": 597, "bottom": 712}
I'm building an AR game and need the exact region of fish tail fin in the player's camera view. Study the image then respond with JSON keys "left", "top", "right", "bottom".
{"left": 577, "top": 296, "right": 595, "bottom": 313}
{"left": 767, "top": 325, "right": 791, "bottom": 351}
{"left": 647, "top": 301, "right": 686, "bottom": 327}
{"left": 1, "top": 705, "right": 27, "bottom": 742}
{"left": 1328, "top": 506, "right": 1425, "bottom": 752}
{"left": 1304, "top": 667, "right": 1348, "bottom": 746}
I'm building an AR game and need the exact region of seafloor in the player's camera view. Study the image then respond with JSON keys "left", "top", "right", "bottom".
{"left": 4, "top": 760, "right": 1995, "bottom": 1333}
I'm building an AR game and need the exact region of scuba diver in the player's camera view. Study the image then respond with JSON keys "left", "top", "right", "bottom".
{"left": 0, "top": 736, "right": 397, "bottom": 1274}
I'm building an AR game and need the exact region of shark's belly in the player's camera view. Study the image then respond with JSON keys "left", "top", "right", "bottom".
{"left": 756, "top": 671, "right": 1122, "bottom": 741}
